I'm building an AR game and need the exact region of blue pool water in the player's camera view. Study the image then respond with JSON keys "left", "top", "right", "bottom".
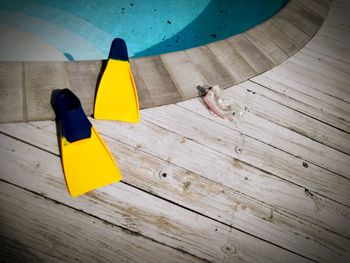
{"left": 0, "top": 0, "right": 287, "bottom": 60}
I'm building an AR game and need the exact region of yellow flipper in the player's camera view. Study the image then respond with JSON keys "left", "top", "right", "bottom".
{"left": 61, "top": 127, "right": 122, "bottom": 197}
{"left": 52, "top": 88, "right": 122, "bottom": 197}
{"left": 94, "top": 59, "right": 139, "bottom": 122}
{"left": 94, "top": 38, "right": 139, "bottom": 123}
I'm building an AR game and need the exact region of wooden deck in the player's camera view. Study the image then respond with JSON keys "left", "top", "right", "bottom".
{"left": 1, "top": 0, "right": 349, "bottom": 262}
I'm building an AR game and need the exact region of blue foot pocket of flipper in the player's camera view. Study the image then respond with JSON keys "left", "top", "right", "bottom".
{"left": 52, "top": 89, "right": 91, "bottom": 142}
{"left": 108, "top": 38, "right": 129, "bottom": 61}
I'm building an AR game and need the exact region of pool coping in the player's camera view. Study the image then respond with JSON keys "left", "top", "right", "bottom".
{"left": 0, "top": 0, "right": 331, "bottom": 123}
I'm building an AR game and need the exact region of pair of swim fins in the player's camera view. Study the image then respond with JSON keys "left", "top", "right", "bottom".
{"left": 52, "top": 38, "right": 139, "bottom": 197}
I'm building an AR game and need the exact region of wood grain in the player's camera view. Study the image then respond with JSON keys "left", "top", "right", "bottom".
{"left": 254, "top": 21, "right": 300, "bottom": 56}
{"left": 227, "top": 81, "right": 350, "bottom": 155}
{"left": 185, "top": 46, "right": 235, "bottom": 88}
{"left": 271, "top": 14, "right": 310, "bottom": 46}
{"left": 226, "top": 34, "right": 275, "bottom": 73}
{"left": 129, "top": 59, "right": 154, "bottom": 109}
{"left": 282, "top": 0, "right": 324, "bottom": 37}
{"left": 0, "top": 62, "right": 23, "bottom": 122}
{"left": 296, "top": 0, "right": 330, "bottom": 18}
{"left": 132, "top": 57, "right": 182, "bottom": 106}
{"left": 75, "top": 118, "right": 350, "bottom": 238}
{"left": 0, "top": 133, "right": 313, "bottom": 263}
{"left": 1, "top": 115, "right": 349, "bottom": 262}
{"left": 177, "top": 96, "right": 350, "bottom": 188}
{"left": 64, "top": 60, "right": 102, "bottom": 116}
{"left": 24, "top": 62, "right": 69, "bottom": 121}
{"left": 207, "top": 39, "right": 256, "bottom": 83}
{"left": 160, "top": 51, "right": 208, "bottom": 99}
{"left": 0, "top": 182, "right": 203, "bottom": 263}
{"left": 244, "top": 26, "right": 288, "bottom": 65}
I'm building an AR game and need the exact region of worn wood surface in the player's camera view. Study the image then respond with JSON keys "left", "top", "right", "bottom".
{"left": 1, "top": 0, "right": 349, "bottom": 262}
{"left": 0, "top": 0, "right": 329, "bottom": 123}
{"left": 0, "top": 62, "right": 23, "bottom": 122}
{"left": 1, "top": 120, "right": 349, "bottom": 263}
{"left": 0, "top": 132, "right": 315, "bottom": 263}
{"left": 0, "top": 182, "right": 202, "bottom": 263}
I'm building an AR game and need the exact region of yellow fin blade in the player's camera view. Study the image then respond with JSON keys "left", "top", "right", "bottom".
{"left": 94, "top": 59, "right": 139, "bottom": 122}
{"left": 61, "top": 127, "right": 122, "bottom": 197}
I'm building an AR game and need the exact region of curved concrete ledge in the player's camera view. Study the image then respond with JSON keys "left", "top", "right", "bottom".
{"left": 0, "top": 0, "right": 331, "bottom": 123}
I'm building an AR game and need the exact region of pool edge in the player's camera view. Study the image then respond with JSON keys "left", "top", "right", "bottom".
{"left": 0, "top": 0, "right": 331, "bottom": 123}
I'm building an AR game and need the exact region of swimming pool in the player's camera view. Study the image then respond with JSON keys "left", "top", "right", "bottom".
{"left": 0, "top": 0, "right": 287, "bottom": 61}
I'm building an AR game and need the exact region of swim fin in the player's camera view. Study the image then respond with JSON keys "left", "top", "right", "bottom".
{"left": 52, "top": 89, "right": 122, "bottom": 197}
{"left": 94, "top": 38, "right": 140, "bottom": 123}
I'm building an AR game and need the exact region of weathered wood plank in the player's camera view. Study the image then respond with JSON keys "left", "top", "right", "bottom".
{"left": 0, "top": 182, "right": 201, "bottom": 262}
{"left": 244, "top": 26, "right": 288, "bottom": 65}
{"left": 251, "top": 74, "right": 350, "bottom": 133}
{"left": 64, "top": 60, "right": 102, "bottom": 116}
{"left": 296, "top": 0, "right": 330, "bottom": 18}
{"left": 24, "top": 62, "right": 69, "bottom": 121}
{"left": 318, "top": 23, "right": 350, "bottom": 45}
{"left": 294, "top": 48, "right": 350, "bottom": 88}
{"left": 307, "top": 34, "right": 350, "bottom": 64}
{"left": 177, "top": 96, "right": 350, "bottom": 186}
{"left": 0, "top": 133, "right": 229, "bottom": 263}
{"left": 305, "top": 38, "right": 350, "bottom": 66}
{"left": 1, "top": 237, "right": 63, "bottom": 263}
{"left": 185, "top": 46, "right": 235, "bottom": 88}
{"left": 276, "top": 59, "right": 350, "bottom": 102}
{"left": 129, "top": 59, "right": 154, "bottom": 109}
{"left": 131, "top": 57, "right": 182, "bottom": 106}
{"left": 255, "top": 67, "right": 350, "bottom": 120}
{"left": 252, "top": 47, "right": 350, "bottom": 126}
{"left": 0, "top": 133, "right": 313, "bottom": 263}
{"left": 207, "top": 39, "right": 256, "bottom": 83}
{"left": 1, "top": 122, "right": 348, "bottom": 263}
{"left": 226, "top": 34, "right": 274, "bottom": 73}
{"left": 0, "top": 62, "right": 24, "bottom": 122}
{"left": 271, "top": 14, "right": 310, "bottom": 46}
{"left": 304, "top": 2, "right": 350, "bottom": 63}
{"left": 0, "top": 182, "right": 202, "bottom": 263}
{"left": 139, "top": 102, "right": 350, "bottom": 202}
{"left": 160, "top": 51, "right": 208, "bottom": 99}
{"left": 256, "top": 21, "right": 301, "bottom": 56}
{"left": 282, "top": 0, "right": 324, "bottom": 37}
{"left": 331, "top": 0, "right": 350, "bottom": 12}
{"left": 71, "top": 118, "right": 350, "bottom": 238}
{"left": 301, "top": 45, "right": 350, "bottom": 77}
{"left": 231, "top": 81, "right": 350, "bottom": 155}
